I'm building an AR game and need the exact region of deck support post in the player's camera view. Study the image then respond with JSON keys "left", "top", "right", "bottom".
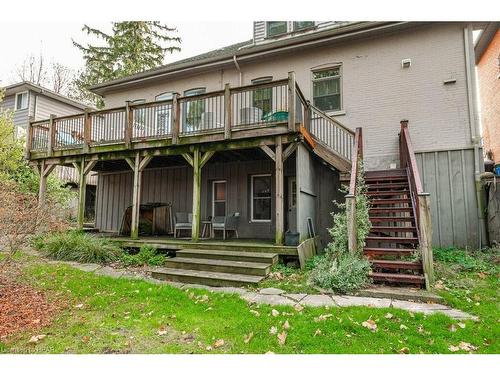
{"left": 37, "top": 160, "right": 56, "bottom": 208}
{"left": 182, "top": 148, "right": 215, "bottom": 242}
{"left": 224, "top": 83, "right": 232, "bottom": 140}
{"left": 125, "top": 101, "right": 133, "bottom": 149}
{"left": 172, "top": 93, "right": 180, "bottom": 144}
{"left": 346, "top": 195, "right": 357, "bottom": 254}
{"left": 72, "top": 158, "right": 98, "bottom": 230}
{"left": 47, "top": 114, "right": 56, "bottom": 157}
{"left": 83, "top": 109, "right": 92, "bottom": 153}
{"left": 275, "top": 136, "right": 284, "bottom": 245}
{"left": 418, "top": 193, "right": 434, "bottom": 289}
{"left": 126, "top": 153, "right": 153, "bottom": 239}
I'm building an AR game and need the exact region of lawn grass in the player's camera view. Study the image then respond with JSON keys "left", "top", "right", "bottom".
{"left": 1, "top": 251, "right": 498, "bottom": 354}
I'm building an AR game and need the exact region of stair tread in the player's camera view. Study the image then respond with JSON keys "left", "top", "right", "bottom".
{"left": 370, "top": 217, "right": 414, "bottom": 221}
{"left": 366, "top": 236, "right": 418, "bottom": 241}
{"left": 151, "top": 267, "right": 264, "bottom": 283}
{"left": 367, "top": 183, "right": 409, "bottom": 189}
{"left": 371, "top": 226, "right": 417, "bottom": 230}
{"left": 371, "top": 259, "right": 422, "bottom": 266}
{"left": 177, "top": 249, "right": 277, "bottom": 259}
{"left": 370, "top": 207, "right": 413, "bottom": 211}
{"left": 364, "top": 247, "right": 416, "bottom": 253}
{"left": 366, "top": 190, "right": 410, "bottom": 195}
{"left": 370, "top": 272, "right": 425, "bottom": 283}
{"left": 166, "top": 257, "right": 270, "bottom": 270}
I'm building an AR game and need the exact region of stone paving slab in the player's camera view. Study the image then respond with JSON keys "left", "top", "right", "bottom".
{"left": 72, "top": 263, "right": 102, "bottom": 272}
{"left": 333, "top": 295, "right": 392, "bottom": 308}
{"left": 94, "top": 266, "right": 127, "bottom": 278}
{"left": 260, "top": 287, "right": 285, "bottom": 295}
{"left": 300, "top": 294, "right": 336, "bottom": 307}
{"left": 283, "top": 293, "right": 307, "bottom": 302}
{"left": 242, "top": 292, "right": 296, "bottom": 306}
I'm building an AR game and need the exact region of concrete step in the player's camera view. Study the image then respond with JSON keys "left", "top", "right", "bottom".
{"left": 151, "top": 267, "right": 264, "bottom": 287}
{"left": 176, "top": 249, "right": 278, "bottom": 264}
{"left": 164, "top": 257, "right": 271, "bottom": 276}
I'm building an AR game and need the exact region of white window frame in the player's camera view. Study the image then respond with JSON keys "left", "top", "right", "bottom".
{"left": 155, "top": 92, "right": 174, "bottom": 135}
{"left": 293, "top": 21, "right": 315, "bottom": 32}
{"left": 212, "top": 180, "right": 227, "bottom": 218}
{"left": 266, "top": 21, "right": 316, "bottom": 38}
{"left": 266, "top": 22, "right": 288, "bottom": 38}
{"left": 250, "top": 174, "right": 272, "bottom": 223}
{"left": 15, "top": 91, "right": 29, "bottom": 111}
{"left": 310, "top": 64, "right": 344, "bottom": 115}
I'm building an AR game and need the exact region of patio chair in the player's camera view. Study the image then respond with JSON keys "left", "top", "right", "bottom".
{"left": 174, "top": 212, "right": 193, "bottom": 238}
{"left": 212, "top": 212, "right": 240, "bottom": 240}
{"left": 239, "top": 107, "right": 263, "bottom": 125}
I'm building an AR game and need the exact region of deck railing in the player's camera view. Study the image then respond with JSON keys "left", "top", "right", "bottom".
{"left": 399, "top": 120, "right": 434, "bottom": 287}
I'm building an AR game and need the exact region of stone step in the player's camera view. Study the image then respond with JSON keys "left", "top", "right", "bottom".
{"left": 176, "top": 249, "right": 278, "bottom": 264}
{"left": 164, "top": 257, "right": 271, "bottom": 276}
{"left": 151, "top": 267, "right": 264, "bottom": 287}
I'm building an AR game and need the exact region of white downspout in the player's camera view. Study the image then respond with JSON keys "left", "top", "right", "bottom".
{"left": 233, "top": 55, "right": 243, "bottom": 86}
{"left": 464, "top": 23, "right": 487, "bottom": 248}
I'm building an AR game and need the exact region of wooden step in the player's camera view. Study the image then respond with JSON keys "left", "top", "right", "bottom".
{"left": 176, "top": 249, "right": 278, "bottom": 264}
{"left": 365, "top": 236, "right": 419, "bottom": 244}
{"left": 365, "top": 176, "right": 407, "bottom": 182}
{"left": 366, "top": 190, "right": 410, "bottom": 196}
{"left": 370, "top": 259, "right": 423, "bottom": 270}
{"left": 370, "top": 226, "right": 417, "bottom": 233}
{"left": 367, "top": 182, "right": 409, "bottom": 190}
{"left": 369, "top": 272, "right": 425, "bottom": 285}
{"left": 370, "top": 198, "right": 411, "bottom": 205}
{"left": 364, "top": 247, "right": 416, "bottom": 257}
{"left": 369, "top": 207, "right": 413, "bottom": 213}
{"left": 151, "top": 267, "right": 264, "bottom": 287}
{"left": 370, "top": 217, "right": 414, "bottom": 223}
{"left": 365, "top": 169, "right": 407, "bottom": 178}
{"left": 164, "top": 257, "right": 271, "bottom": 276}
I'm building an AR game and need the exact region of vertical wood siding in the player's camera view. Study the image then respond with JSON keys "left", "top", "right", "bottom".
{"left": 415, "top": 148, "right": 480, "bottom": 249}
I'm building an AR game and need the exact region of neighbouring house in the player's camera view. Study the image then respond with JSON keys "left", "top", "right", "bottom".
{"left": 0, "top": 81, "right": 97, "bottom": 218}
{"left": 475, "top": 23, "right": 500, "bottom": 165}
{"left": 25, "top": 22, "right": 491, "bottom": 288}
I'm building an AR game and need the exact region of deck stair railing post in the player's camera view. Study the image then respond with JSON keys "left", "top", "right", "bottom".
{"left": 399, "top": 120, "right": 434, "bottom": 288}
{"left": 224, "top": 83, "right": 232, "bottom": 139}
{"left": 83, "top": 108, "right": 92, "bottom": 153}
{"left": 25, "top": 116, "right": 34, "bottom": 160}
{"left": 346, "top": 127, "right": 363, "bottom": 254}
{"left": 47, "top": 114, "right": 56, "bottom": 157}
{"left": 124, "top": 101, "right": 133, "bottom": 148}
{"left": 287, "top": 71, "right": 297, "bottom": 132}
{"left": 171, "top": 93, "right": 180, "bottom": 144}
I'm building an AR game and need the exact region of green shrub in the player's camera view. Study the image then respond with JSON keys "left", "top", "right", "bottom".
{"left": 34, "top": 231, "right": 122, "bottom": 264}
{"left": 309, "top": 252, "right": 372, "bottom": 294}
{"left": 309, "top": 164, "right": 372, "bottom": 293}
{"left": 120, "top": 245, "right": 165, "bottom": 267}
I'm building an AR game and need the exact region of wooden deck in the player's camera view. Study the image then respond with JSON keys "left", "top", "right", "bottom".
{"left": 104, "top": 235, "right": 299, "bottom": 256}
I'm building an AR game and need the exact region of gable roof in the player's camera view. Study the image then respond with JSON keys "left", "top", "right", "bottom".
{"left": 89, "top": 21, "right": 425, "bottom": 95}
{"left": 2, "top": 81, "right": 90, "bottom": 110}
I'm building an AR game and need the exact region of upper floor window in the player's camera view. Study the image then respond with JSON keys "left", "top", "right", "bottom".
{"left": 312, "top": 66, "right": 342, "bottom": 112}
{"left": 251, "top": 77, "right": 273, "bottom": 117}
{"left": 15, "top": 91, "right": 28, "bottom": 111}
{"left": 155, "top": 92, "right": 174, "bottom": 101}
{"left": 183, "top": 88, "right": 206, "bottom": 129}
{"left": 293, "top": 21, "right": 315, "bottom": 31}
{"left": 267, "top": 22, "right": 287, "bottom": 38}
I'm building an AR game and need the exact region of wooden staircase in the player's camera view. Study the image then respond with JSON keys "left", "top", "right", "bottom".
{"left": 151, "top": 249, "right": 278, "bottom": 287}
{"left": 363, "top": 169, "right": 425, "bottom": 286}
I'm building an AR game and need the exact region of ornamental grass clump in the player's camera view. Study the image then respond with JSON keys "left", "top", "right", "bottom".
{"left": 34, "top": 230, "right": 122, "bottom": 264}
{"left": 309, "top": 165, "right": 372, "bottom": 294}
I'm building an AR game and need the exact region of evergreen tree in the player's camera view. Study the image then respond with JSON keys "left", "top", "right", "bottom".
{"left": 73, "top": 22, "right": 181, "bottom": 108}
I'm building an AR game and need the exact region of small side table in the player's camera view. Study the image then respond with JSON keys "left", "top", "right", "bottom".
{"left": 201, "top": 220, "right": 212, "bottom": 238}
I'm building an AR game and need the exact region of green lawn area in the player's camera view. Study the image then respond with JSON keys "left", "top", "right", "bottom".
{"left": 0, "top": 249, "right": 498, "bottom": 354}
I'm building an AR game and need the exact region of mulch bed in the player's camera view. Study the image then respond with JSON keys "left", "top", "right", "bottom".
{"left": 0, "top": 261, "right": 62, "bottom": 340}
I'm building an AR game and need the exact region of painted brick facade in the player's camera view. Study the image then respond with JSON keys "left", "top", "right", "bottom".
{"left": 478, "top": 30, "right": 500, "bottom": 163}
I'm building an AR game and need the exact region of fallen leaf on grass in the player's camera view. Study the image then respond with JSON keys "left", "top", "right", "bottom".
{"left": 28, "top": 334, "right": 46, "bottom": 344}
{"left": 271, "top": 309, "right": 280, "bottom": 317}
{"left": 362, "top": 320, "right": 377, "bottom": 332}
{"left": 448, "top": 345, "right": 460, "bottom": 352}
{"left": 249, "top": 310, "right": 260, "bottom": 317}
{"left": 74, "top": 304, "right": 84, "bottom": 309}
{"left": 32, "top": 319, "right": 41, "bottom": 324}
{"left": 314, "top": 329, "right": 322, "bottom": 337}
{"left": 314, "top": 314, "right": 333, "bottom": 322}
{"left": 157, "top": 326, "right": 169, "bottom": 336}
{"left": 213, "top": 339, "right": 225, "bottom": 348}
{"left": 399, "top": 324, "right": 408, "bottom": 330}
{"left": 283, "top": 320, "right": 290, "bottom": 330}
{"left": 277, "top": 331, "right": 287, "bottom": 346}
{"left": 399, "top": 347, "right": 410, "bottom": 354}
{"left": 294, "top": 304, "right": 304, "bottom": 312}
{"left": 477, "top": 272, "right": 487, "bottom": 279}
{"left": 458, "top": 342, "right": 477, "bottom": 351}
{"left": 244, "top": 332, "right": 254, "bottom": 344}
{"left": 457, "top": 323, "right": 466, "bottom": 329}
{"left": 384, "top": 313, "right": 393, "bottom": 319}
{"left": 269, "top": 326, "right": 278, "bottom": 335}
{"left": 448, "top": 324, "right": 457, "bottom": 332}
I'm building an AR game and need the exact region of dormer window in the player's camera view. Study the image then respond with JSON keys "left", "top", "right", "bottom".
{"left": 266, "top": 22, "right": 287, "bottom": 38}
{"left": 293, "top": 21, "right": 315, "bottom": 31}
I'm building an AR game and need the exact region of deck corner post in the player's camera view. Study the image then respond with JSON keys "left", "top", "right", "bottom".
{"left": 346, "top": 194, "right": 357, "bottom": 254}
{"left": 287, "top": 71, "right": 297, "bottom": 132}
{"left": 83, "top": 108, "right": 92, "bottom": 153}
{"left": 130, "top": 152, "right": 142, "bottom": 240}
{"left": 125, "top": 101, "right": 133, "bottom": 149}
{"left": 191, "top": 148, "right": 201, "bottom": 241}
{"left": 224, "top": 83, "right": 232, "bottom": 140}
{"left": 418, "top": 193, "right": 434, "bottom": 289}
{"left": 275, "top": 136, "right": 284, "bottom": 245}
{"left": 172, "top": 93, "right": 180, "bottom": 144}
{"left": 77, "top": 157, "right": 87, "bottom": 230}
{"left": 25, "top": 116, "right": 34, "bottom": 160}
{"left": 47, "top": 114, "right": 56, "bottom": 157}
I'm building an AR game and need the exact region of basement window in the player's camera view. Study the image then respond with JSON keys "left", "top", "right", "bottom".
{"left": 251, "top": 174, "right": 272, "bottom": 222}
